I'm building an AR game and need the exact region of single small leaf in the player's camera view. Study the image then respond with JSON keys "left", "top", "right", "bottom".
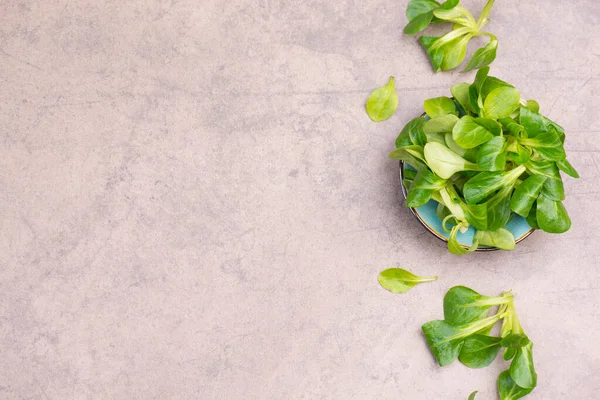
{"left": 461, "top": 202, "right": 488, "bottom": 231}
{"left": 498, "top": 369, "right": 534, "bottom": 400}
{"left": 366, "top": 76, "right": 398, "bottom": 122}
{"left": 525, "top": 99, "right": 540, "bottom": 113}
{"left": 509, "top": 342, "right": 537, "bottom": 389}
{"left": 536, "top": 194, "right": 571, "bottom": 234}
{"left": 464, "top": 36, "right": 498, "bottom": 72}
{"left": 476, "top": 136, "right": 506, "bottom": 171}
{"left": 468, "top": 391, "right": 478, "bottom": 400}
{"left": 451, "top": 82, "right": 472, "bottom": 114}
{"left": 406, "top": 0, "right": 441, "bottom": 21}
{"left": 424, "top": 114, "right": 460, "bottom": 134}
{"left": 419, "top": 36, "right": 444, "bottom": 72}
{"left": 424, "top": 142, "right": 481, "bottom": 179}
{"left": 556, "top": 158, "right": 580, "bottom": 178}
{"left": 441, "top": 34, "right": 472, "bottom": 71}
{"left": 510, "top": 175, "right": 547, "bottom": 217}
{"left": 378, "top": 268, "right": 438, "bottom": 294}
{"left": 424, "top": 96, "right": 457, "bottom": 118}
{"left": 480, "top": 76, "right": 513, "bottom": 102}
{"left": 443, "top": 286, "right": 512, "bottom": 325}
{"left": 459, "top": 334, "right": 502, "bottom": 369}
{"left": 504, "top": 347, "right": 517, "bottom": 361}
{"left": 404, "top": 10, "right": 435, "bottom": 34}
{"left": 501, "top": 333, "right": 530, "bottom": 348}
{"left": 452, "top": 116, "right": 500, "bottom": 149}
{"left": 440, "top": 0, "right": 459, "bottom": 10}
{"left": 483, "top": 86, "right": 521, "bottom": 119}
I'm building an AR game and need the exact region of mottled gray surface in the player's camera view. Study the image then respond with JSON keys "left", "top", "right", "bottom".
{"left": 1, "top": 0, "right": 599, "bottom": 399}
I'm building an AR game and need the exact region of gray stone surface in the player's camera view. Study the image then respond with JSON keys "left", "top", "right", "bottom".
{"left": 1, "top": 0, "right": 599, "bottom": 398}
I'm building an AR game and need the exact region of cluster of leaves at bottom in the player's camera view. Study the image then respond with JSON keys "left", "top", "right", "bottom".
{"left": 422, "top": 286, "right": 537, "bottom": 400}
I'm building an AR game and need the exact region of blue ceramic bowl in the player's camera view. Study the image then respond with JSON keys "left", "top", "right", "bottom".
{"left": 399, "top": 161, "right": 535, "bottom": 251}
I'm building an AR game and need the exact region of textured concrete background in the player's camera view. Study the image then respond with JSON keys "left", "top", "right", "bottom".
{"left": 1, "top": 0, "right": 599, "bottom": 399}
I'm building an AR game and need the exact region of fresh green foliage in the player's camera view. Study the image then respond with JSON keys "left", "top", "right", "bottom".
{"left": 389, "top": 146, "right": 428, "bottom": 171}
{"left": 498, "top": 370, "right": 534, "bottom": 400}
{"left": 463, "top": 166, "right": 526, "bottom": 204}
{"left": 474, "top": 228, "right": 515, "bottom": 250}
{"left": 452, "top": 116, "right": 499, "bottom": 149}
{"left": 366, "top": 76, "right": 398, "bottom": 122}
{"left": 448, "top": 222, "right": 479, "bottom": 255}
{"left": 423, "top": 286, "right": 537, "bottom": 399}
{"left": 536, "top": 194, "right": 572, "bottom": 233}
{"left": 407, "top": 169, "right": 447, "bottom": 207}
{"left": 464, "top": 35, "right": 497, "bottom": 72}
{"left": 390, "top": 68, "right": 577, "bottom": 253}
{"left": 406, "top": 0, "right": 441, "bottom": 21}
{"left": 396, "top": 117, "right": 428, "bottom": 147}
{"left": 424, "top": 142, "right": 482, "bottom": 179}
{"left": 422, "top": 313, "right": 505, "bottom": 366}
{"left": 424, "top": 114, "right": 459, "bottom": 134}
{"left": 509, "top": 342, "right": 537, "bottom": 389}
{"left": 476, "top": 136, "right": 506, "bottom": 171}
{"left": 424, "top": 96, "right": 457, "bottom": 118}
{"left": 518, "top": 126, "right": 566, "bottom": 162}
{"left": 525, "top": 159, "right": 565, "bottom": 201}
{"left": 443, "top": 285, "right": 512, "bottom": 325}
{"left": 403, "top": 0, "right": 499, "bottom": 72}
{"left": 556, "top": 158, "right": 579, "bottom": 178}
{"left": 501, "top": 333, "right": 530, "bottom": 349}
{"left": 483, "top": 87, "right": 521, "bottom": 119}
{"left": 378, "top": 268, "right": 438, "bottom": 293}
{"left": 394, "top": 123, "right": 427, "bottom": 154}
{"left": 459, "top": 334, "right": 502, "bottom": 368}
{"left": 510, "top": 175, "right": 547, "bottom": 217}
{"left": 467, "top": 391, "right": 478, "bottom": 400}
{"left": 484, "top": 183, "right": 513, "bottom": 230}
{"left": 451, "top": 82, "right": 471, "bottom": 113}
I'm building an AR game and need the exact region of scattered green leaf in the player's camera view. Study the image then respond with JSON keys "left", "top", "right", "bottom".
{"left": 366, "top": 76, "right": 398, "bottom": 122}
{"left": 378, "top": 268, "right": 438, "bottom": 293}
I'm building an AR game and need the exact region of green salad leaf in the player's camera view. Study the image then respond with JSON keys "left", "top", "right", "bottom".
{"left": 378, "top": 268, "right": 438, "bottom": 293}
{"left": 366, "top": 76, "right": 398, "bottom": 122}
{"left": 444, "top": 285, "right": 513, "bottom": 325}
{"left": 498, "top": 370, "right": 534, "bottom": 400}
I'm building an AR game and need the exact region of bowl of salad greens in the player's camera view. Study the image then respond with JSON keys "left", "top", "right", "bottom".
{"left": 390, "top": 67, "right": 579, "bottom": 255}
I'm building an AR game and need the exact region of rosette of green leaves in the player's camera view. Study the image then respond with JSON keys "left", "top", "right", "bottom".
{"left": 422, "top": 286, "right": 538, "bottom": 399}
{"left": 390, "top": 67, "right": 578, "bottom": 255}
{"left": 404, "top": 0, "right": 499, "bottom": 72}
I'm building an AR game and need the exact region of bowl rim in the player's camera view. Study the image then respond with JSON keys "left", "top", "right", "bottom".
{"left": 398, "top": 160, "right": 535, "bottom": 251}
